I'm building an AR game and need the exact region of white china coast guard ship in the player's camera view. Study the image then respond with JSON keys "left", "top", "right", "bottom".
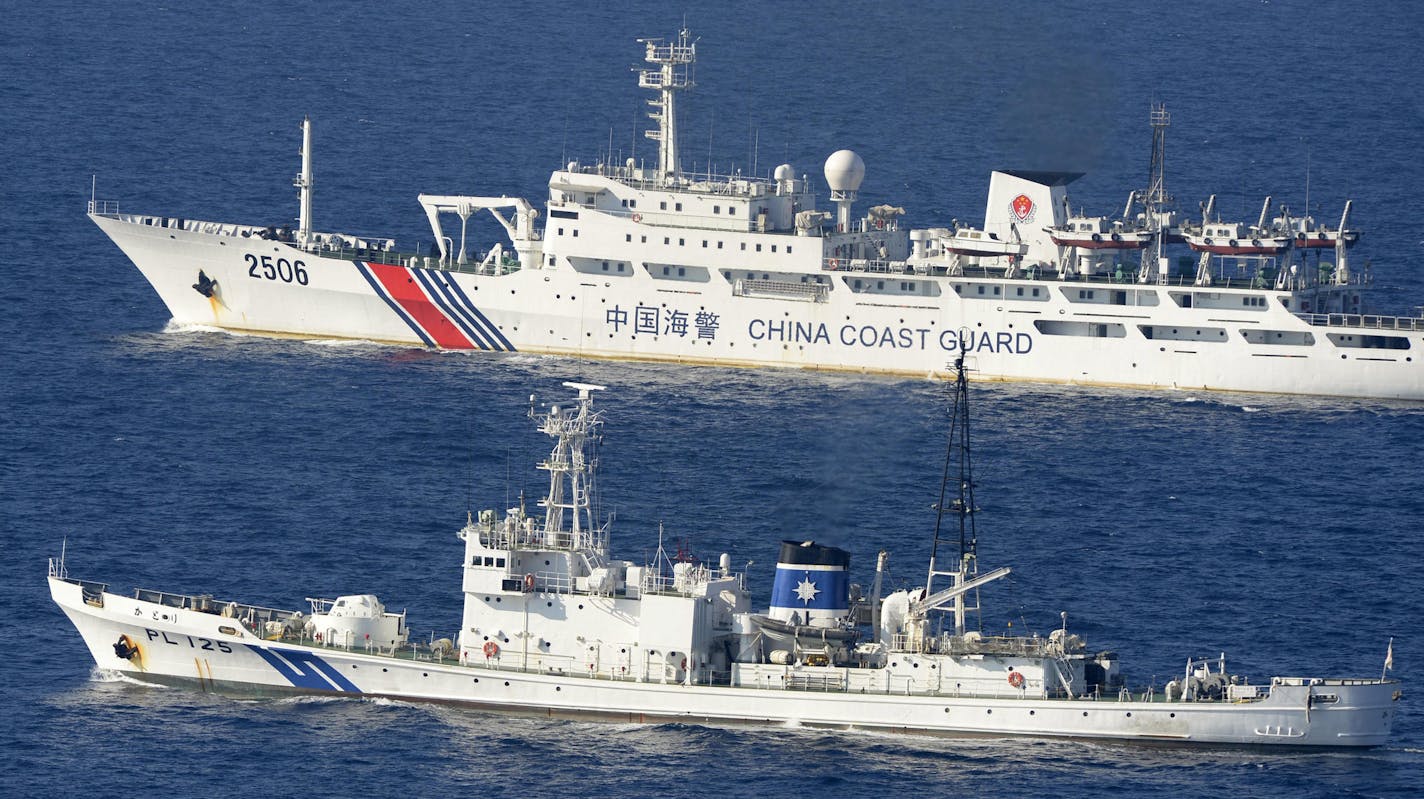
{"left": 50, "top": 375, "right": 1401, "bottom": 746}
{"left": 89, "top": 30, "right": 1424, "bottom": 399}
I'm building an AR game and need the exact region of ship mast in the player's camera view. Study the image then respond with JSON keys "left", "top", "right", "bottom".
{"left": 1138, "top": 103, "right": 1171, "bottom": 284}
{"left": 638, "top": 28, "right": 696, "bottom": 179}
{"left": 295, "top": 116, "right": 314, "bottom": 250}
{"left": 924, "top": 356, "right": 980, "bottom": 637}
{"left": 534, "top": 382, "right": 607, "bottom": 555}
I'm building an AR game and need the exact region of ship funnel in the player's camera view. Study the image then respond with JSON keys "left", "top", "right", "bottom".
{"left": 768, "top": 540, "right": 850, "bottom": 628}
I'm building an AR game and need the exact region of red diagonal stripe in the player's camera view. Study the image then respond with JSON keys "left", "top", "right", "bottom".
{"left": 365, "top": 262, "right": 476, "bottom": 349}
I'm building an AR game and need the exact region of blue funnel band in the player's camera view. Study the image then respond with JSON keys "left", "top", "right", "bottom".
{"left": 769, "top": 564, "right": 849, "bottom": 612}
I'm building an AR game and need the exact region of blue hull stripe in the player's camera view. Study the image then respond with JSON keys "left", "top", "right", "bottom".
{"left": 354, "top": 261, "right": 435, "bottom": 347}
{"left": 422, "top": 270, "right": 504, "bottom": 351}
{"left": 410, "top": 269, "right": 492, "bottom": 350}
{"left": 439, "top": 274, "right": 515, "bottom": 351}
{"left": 248, "top": 645, "right": 362, "bottom": 693}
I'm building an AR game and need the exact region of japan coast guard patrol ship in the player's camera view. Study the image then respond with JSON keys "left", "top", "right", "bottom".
{"left": 88, "top": 30, "right": 1424, "bottom": 399}
{"left": 49, "top": 376, "right": 1402, "bottom": 746}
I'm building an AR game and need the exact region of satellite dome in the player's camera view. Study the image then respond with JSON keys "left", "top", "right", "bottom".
{"left": 823, "top": 149, "right": 865, "bottom": 192}
{"left": 773, "top": 163, "right": 794, "bottom": 182}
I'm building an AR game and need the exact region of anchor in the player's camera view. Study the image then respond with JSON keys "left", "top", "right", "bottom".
{"left": 191, "top": 270, "right": 218, "bottom": 298}
{"left": 112, "top": 634, "right": 139, "bottom": 661}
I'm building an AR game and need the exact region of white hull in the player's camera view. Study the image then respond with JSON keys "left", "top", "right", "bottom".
{"left": 51, "top": 576, "right": 1397, "bottom": 746}
{"left": 94, "top": 213, "right": 1424, "bottom": 400}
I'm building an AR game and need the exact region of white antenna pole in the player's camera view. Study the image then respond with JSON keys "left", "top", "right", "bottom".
{"left": 295, "top": 117, "right": 314, "bottom": 250}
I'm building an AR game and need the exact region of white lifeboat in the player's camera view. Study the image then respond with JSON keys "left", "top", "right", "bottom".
{"left": 1048, "top": 215, "right": 1152, "bottom": 250}
{"left": 938, "top": 226, "right": 1025, "bottom": 258}
{"left": 1182, "top": 221, "right": 1292, "bottom": 255}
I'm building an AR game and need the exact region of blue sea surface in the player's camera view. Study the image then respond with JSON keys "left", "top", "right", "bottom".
{"left": 3, "top": 2, "right": 1423, "bottom": 797}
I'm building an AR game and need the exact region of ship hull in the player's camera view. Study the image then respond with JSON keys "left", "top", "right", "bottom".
{"left": 52, "top": 577, "right": 1398, "bottom": 747}
{"left": 94, "top": 213, "right": 1424, "bottom": 400}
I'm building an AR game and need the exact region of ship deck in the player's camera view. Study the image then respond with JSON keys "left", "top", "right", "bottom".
{"left": 92, "top": 209, "right": 1424, "bottom": 332}
{"left": 64, "top": 577, "right": 1359, "bottom": 707}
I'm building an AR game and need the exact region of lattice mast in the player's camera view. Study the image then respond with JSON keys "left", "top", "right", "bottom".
{"left": 639, "top": 29, "right": 696, "bottom": 178}
{"left": 1138, "top": 103, "right": 1171, "bottom": 282}
{"left": 535, "top": 382, "right": 607, "bottom": 554}
{"left": 924, "top": 357, "right": 980, "bottom": 637}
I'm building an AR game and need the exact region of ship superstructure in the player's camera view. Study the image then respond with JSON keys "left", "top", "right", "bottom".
{"left": 50, "top": 378, "right": 1401, "bottom": 746}
{"left": 87, "top": 31, "right": 1424, "bottom": 399}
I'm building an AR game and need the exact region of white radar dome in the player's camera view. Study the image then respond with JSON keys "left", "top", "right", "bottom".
{"left": 823, "top": 149, "right": 865, "bottom": 192}
{"left": 773, "top": 163, "right": 794, "bottom": 181}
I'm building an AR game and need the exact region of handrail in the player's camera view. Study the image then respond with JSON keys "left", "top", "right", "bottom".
{"left": 1294, "top": 312, "right": 1424, "bottom": 331}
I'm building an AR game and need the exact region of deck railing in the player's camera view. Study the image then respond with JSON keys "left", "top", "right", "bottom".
{"left": 1294, "top": 312, "right": 1424, "bottom": 331}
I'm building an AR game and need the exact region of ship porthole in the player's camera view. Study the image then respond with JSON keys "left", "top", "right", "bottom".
{"left": 1083, "top": 711, "right": 1088, "bottom": 717}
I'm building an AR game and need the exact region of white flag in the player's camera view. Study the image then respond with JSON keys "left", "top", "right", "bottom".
{"left": 1385, "top": 638, "right": 1394, "bottom": 672}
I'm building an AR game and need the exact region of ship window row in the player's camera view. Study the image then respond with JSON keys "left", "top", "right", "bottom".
{"left": 1012, "top": 321, "right": 1405, "bottom": 350}
{"left": 1170, "top": 291, "right": 1276, "bottom": 311}
{"left": 601, "top": 261, "right": 628, "bottom": 273}
{"left": 722, "top": 270, "right": 826, "bottom": 286}
{"left": 555, "top": 227, "right": 580, "bottom": 238}
{"left": 1328, "top": 333, "right": 1411, "bottom": 350}
{"left": 652, "top": 200, "right": 737, "bottom": 216}
{"left": 472, "top": 556, "right": 507, "bottom": 568}
{"left": 952, "top": 283, "right": 1044, "bottom": 301}
{"left": 619, "top": 199, "right": 638, "bottom": 209}
{"left": 633, "top": 237, "right": 788, "bottom": 254}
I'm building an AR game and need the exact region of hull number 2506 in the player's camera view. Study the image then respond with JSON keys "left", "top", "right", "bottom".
{"left": 245, "top": 254, "right": 309, "bottom": 285}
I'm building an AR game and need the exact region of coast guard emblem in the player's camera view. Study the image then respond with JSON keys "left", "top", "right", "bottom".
{"left": 1010, "top": 193, "right": 1035, "bottom": 223}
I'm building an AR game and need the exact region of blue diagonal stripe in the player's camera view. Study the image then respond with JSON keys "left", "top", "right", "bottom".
{"left": 410, "top": 269, "right": 490, "bottom": 350}
{"left": 248, "top": 645, "right": 361, "bottom": 693}
{"left": 425, "top": 271, "right": 505, "bottom": 351}
{"left": 439, "top": 274, "right": 515, "bottom": 351}
{"left": 354, "top": 262, "right": 435, "bottom": 347}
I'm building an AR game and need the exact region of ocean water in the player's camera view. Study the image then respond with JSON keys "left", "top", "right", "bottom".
{"left": 3, "top": 1, "right": 1424, "bottom": 797}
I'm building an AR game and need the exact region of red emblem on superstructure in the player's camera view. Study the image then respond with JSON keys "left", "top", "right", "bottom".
{"left": 1011, "top": 193, "right": 1034, "bottom": 222}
